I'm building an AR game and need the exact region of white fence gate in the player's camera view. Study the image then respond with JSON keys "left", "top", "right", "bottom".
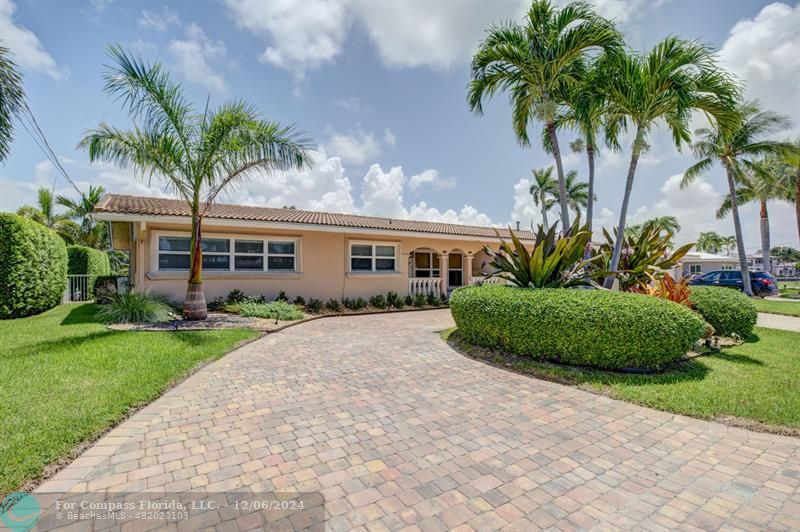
{"left": 63, "top": 274, "right": 92, "bottom": 303}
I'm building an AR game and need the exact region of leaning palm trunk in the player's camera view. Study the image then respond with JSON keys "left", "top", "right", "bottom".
{"left": 546, "top": 121, "right": 571, "bottom": 229}
{"left": 795, "top": 168, "right": 800, "bottom": 245}
{"left": 759, "top": 200, "right": 771, "bottom": 274}
{"left": 603, "top": 129, "right": 643, "bottom": 289}
{"left": 724, "top": 163, "right": 753, "bottom": 296}
{"left": 585, "top": 144, "right": 595, "bottom": 233}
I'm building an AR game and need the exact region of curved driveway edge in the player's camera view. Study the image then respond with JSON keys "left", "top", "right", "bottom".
{"left": 38, "top": 310, "right": 800, "bottom": 530}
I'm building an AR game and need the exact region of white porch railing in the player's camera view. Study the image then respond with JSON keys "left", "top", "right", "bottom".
{"left": 63, "top": 274, "right": 93, "bottom": 303}
{"left": 408, "top": 277, "right": 441, "bottom": 296}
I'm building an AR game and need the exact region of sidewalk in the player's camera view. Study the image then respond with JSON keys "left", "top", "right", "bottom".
{"left": 757, "top": 312, "right": 800, "bottom": 332}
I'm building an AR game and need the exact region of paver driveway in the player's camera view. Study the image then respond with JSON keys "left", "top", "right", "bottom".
{"left": 39, "top": 310, "right": 800, "bottom": 530}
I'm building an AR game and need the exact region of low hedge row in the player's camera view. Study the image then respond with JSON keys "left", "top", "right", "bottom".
{"left": 0, "top": 213, "right": 68, "bottom": 319}
{"left": 450, "top": 285, "right": 705, "bottom": 370}
{"left": 689, "top": 286, "right": 757, "bottom": 338}
{"left": 67, "top": 245, "right": 111, "bottom": 297}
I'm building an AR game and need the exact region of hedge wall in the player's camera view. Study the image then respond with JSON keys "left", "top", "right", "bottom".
{"left": 0, "top": 213, "right": 68, "bottom": 319}
{"left": 67, "top": 245, "right": 110, "bottom": 297}
{"left": 449, "top": 285, "right": 706, "bottom": 371}
{"left": 689, "top": 286, "right": 757, "bottom": 338}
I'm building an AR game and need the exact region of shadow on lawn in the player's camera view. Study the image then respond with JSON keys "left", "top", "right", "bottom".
{"left": 4, "top": 331, "right": 116, "bottom": 361}
{"left": 60, "top": 304, "right": 100, "bottom": 325}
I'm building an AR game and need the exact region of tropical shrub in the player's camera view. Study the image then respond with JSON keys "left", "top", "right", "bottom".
{"left": 93, "top": 275, "right": 122, "bottom": 304}
{"left": 484, "top": 221, "right": 597, "bottom": 288}
{"left": 404, "top": 295, "right": 413, "bottom": 306}
{"left": 238, "top": 300, "right": 304, "bottom": 321}
{"left": 208, "top": 296, "right": 226, "bottom": 311}
{"left": 306, "top": 298, "right": 323, "bottom": 314}
{"left": 369, "top": 294, "right": 387, "bottom": 309}
{"left": 386, "top": 291, "right": 400, "bottom": 307}
{"left": 644, "top": 273, "right": 693, "bottom": 307}
{"left": 689, "top": 286, "right": 757, "bottom": 338}
{"left": 426, "top": 291, "right": 438, "bottom": 306}
{"left": 413, "top": 293, "right": 426, "bottom": 307}
{"left": 96, "top": 292, "right": 173, "bottom": 324}
{"left": 325, "top": 298, "right": 341, "bottom": 312}
{"left": 0, "top": 213, "right": 68, "bottom": 319}
{"left": 226, "top": 289, "right": 246, "bottom": 304}
{"left": 393, "top": 297, "right": 405, "bottom": 309}
{"left": 592, "top": 222, "right": 693, "bottom": 291}
{"left": 450, "top": 285, "right": 705, "bottom": 370}
{"left": 293, "top": 296, "right": 305, "bottom": 306}
{"left": 276, "top": 290, "right": 288, "bottom": 302}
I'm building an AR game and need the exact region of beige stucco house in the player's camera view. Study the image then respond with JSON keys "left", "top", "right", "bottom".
{"left": 96, "top": 194, "right": 534, "bottom": 302}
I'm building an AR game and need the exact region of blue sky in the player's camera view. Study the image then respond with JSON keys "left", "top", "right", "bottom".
{"left": 1, "top": 0, "right": 798, "bottom": 250}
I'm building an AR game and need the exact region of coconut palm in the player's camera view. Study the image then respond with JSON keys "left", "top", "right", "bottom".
{"left": 56, "top": 185, "right": 107, "bottom": 248}
{"left": 16, "top": 187, "right": 81, "bottom": 243}
{"left": 717, "top": 159, "right": 792, "bottom": 273}
{"left": 600, "top": 37, "right": 739, "bottom": 289}
{"left": 0, "top": 43, "right": 25, "bottom": 161}
{"left": 79, "top": 46, "right": 313, "bottom": 319}
{"left": 625, "top": 216, "right": 679, "bottom": 245}
{"left": 468, "top": 0, "right": 621, "bottom": 229}
{"left": 565, "top": 170, "right": 591, "bottom": 219}
{"left": 683, "top": 101, "right": 793, "bottom": 294}
{"left": 696, "top": 231, "right": 723, "bottom": 254}
{"left": 529, "top": 167, "right": 558, "bottom": 227}
{"left": 719, "top": 235, "right": 736, "bottom": 256}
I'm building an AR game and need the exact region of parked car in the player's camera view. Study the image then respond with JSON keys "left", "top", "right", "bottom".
{"left": 689, "top": 270, "right": 779, "bottom": 297}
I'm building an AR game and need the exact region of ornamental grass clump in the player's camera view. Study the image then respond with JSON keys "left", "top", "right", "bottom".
{"left": 96, "top": 292, "right": 174, "bottom": 324}
{"left": 237, "top": 300, "right": 304, "bottom": 321}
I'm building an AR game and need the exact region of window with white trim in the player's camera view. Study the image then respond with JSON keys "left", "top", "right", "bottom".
{"left": 350, "top": 243, "right": 397, "bottom": 272}
{"left": 156, "top": 235, "right": 298, "bottom": 273}
{"left": 689, "top": 264, "right": 702, "bottom": 274}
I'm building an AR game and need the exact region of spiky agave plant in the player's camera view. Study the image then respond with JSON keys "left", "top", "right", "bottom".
{"left": 484, "top": 220, "right": 598, "bottom": 288}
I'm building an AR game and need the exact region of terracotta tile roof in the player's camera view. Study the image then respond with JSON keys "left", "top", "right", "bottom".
{"left": 95, "top": 194, "right": 537, "bottom": 241}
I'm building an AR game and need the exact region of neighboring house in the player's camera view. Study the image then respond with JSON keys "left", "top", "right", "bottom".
{"left": 679, "top": 252, "right": 739, "bottom": 277}
{"left": 747, "top": 250, "right": 798, "bottom": 277}
{"left": 95, "top": 194, "right": 532, "bottom": 302}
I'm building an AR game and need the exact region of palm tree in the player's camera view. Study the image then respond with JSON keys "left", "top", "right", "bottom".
{"left": 565, "top": 170, "right": 590, "bottom": 219}
{"left": 79, "top": 46, "right": 313, "bottom": 319}
{"left": 16, "top": 187, "right": 81, "bottom": 243}
{"left": 528, "top": 167, "right": 558, "bottom": 227}
{"left": 0, "top": 43, "right": 25, "bottom": 162}
{"left": 719, "top": 235, "right": 736, "bottom": 256}
{"left": 648, "top": 216, "right": 681, "bottom": 237}
{"left": 696, "top": 231, "right": 723, "bottom": 254}
{"left": 683, "top": 102, "right": 792, "bottom": 294}
{"left": 468, "top": 0, "right": 620, "bottom": 229}
{"left": 716, "top": 159, "right": 792, "bottom": 273}
{"left": 600, "top": 37, "right": 739, "bottom": 289}
{"left": 56, "top": 185, "right": 107, "bottom": 248}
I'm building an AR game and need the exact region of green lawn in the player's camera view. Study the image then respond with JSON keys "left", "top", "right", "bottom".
{"left": 445, "top": 326, "right": 800, "bottom": 430}
{"left": 0, "top": 304, "right": 258, "bottom": 495}
{"left": 752, "top": 298, "right": 800, "bottom": 317}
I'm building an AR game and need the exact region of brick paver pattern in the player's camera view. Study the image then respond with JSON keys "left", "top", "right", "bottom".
{"left": 38, "top": 310, "right": 800, "bottom": 531}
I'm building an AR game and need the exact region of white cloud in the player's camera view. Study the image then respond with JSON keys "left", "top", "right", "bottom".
{"left": 720, "top": 2, "right": 800, "bottom": 126}
{"left": 325, "top": 129, "right": 381, "bottom": 165}
{"left": 383, "top": 128, "right": 397, "bottom": 147}
{"left": 138, "top": 6, "right": 180, "bottom": 31}
{"left": 509, "top": 177, "right": 542, "bottom": 230}
{"left": 408, "top": 169, "right": 456, "bottom": 192}
{"left": 335, "top": 96, "right": 362, "bottom": 112}
{"left": 0, "top": 0, "right": 65, "bottom": 79}
{"left": 168, "top": 23, "right": 228, "bottom": 93}
{"left": 224, "top": 0, "right": 347, "bottom": 82}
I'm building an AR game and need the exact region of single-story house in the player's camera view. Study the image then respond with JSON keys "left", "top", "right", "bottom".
{"left": 679, "top": 252, "right": 739, "bottom": 276}
{"left": 96, "top": 194, "right": 533, "bottom": 302}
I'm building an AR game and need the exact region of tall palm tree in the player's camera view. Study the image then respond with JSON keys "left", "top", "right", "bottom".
{"left": 564, "top": 170, "right": 590, "bottom": 219}
{"left": 717, "top": 159, "right": 792, "bottom": 273}
{"left": 0, "top": 43, "right": 25, "bottom": 161}
{"left": 696, "top": 231, "right": 723, "bottom": 254}
{"left": 600, "top": 37, "right": 739, "bottom": 289}
{"left": 16, "top": 187, "right": 81, "bottom": 243}
{"left": 683, "top": 102, "right": 792, "bottom": 294}
{"left": 468, "top": 0, "right": 620, "bottom": 229}
{"left": 79, "top": 46, "right": 313, "bottom": 319}
{"left": 56, "top": 185, "right": 107, "bottom": 248}
{"left": 528, "top": 166, "right": 558, "bottom": 227}
{"left": 719, "top": 235, "right": 736, "bottom": 256}
{"left": 648, "top": 215, "right": 681, "bottom": 237}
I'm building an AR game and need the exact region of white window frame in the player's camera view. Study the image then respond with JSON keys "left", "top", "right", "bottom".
{"left": 151, "top": 230, "right": 300, "bottom": 274}
{"left": 689, "top": 264, "right": 702, "bottom": 274}
{"left": 348, "top": 241, "right": 399, "bottom": 273}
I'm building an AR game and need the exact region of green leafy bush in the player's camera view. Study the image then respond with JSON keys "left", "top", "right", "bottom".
{"left": 393, "top": 297, "right": 405, "bottom": 309}
{"left": 0, "top": 213, "right": 68, "bottom": 319}
{"left": 386, "top": 291, "right": 400, "bottom": 307}
{"left": 93, "top": 275, "right": 122, "bottom": 304}
{"left": 293, "top": 296, "right": 306, "bottom": 306}
{"left": 96, "top": 292, "right": 173, "bottom": 324}
{"left": 689, "top": 286, "right": 757, "bottom": 338}
{"left": 67, "top": 246, "right": 110, "bottom": 297}
{"left": 226, "top": 289, "right": 246, "bottom": 304}
{"left": 450, "top": 285, "right": 705, "bottom": 370}
{"left": 413, "top": 293, "right": 426, "bottom": 308}
{"left": 404, "top": 295, "right": 413, "bottom": 306}
{"left": 369, "top": 294, "right": 387, "bottom": 309}
{"left": 276, "top": 290, "right": 289, "bottom": 302}
{"left": 325, "top": 298, "right": 341, "bottom": 312}
{"left": 307, "top": 298, "right": 323, "bottom": 314}
{"left": 238, "top": 300, "right": 304, "bottom": 321}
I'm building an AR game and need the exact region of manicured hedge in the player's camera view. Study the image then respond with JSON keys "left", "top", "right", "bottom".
{"left": 449, "top": 285, "right": 705, "bottom": 370}
{"left": 67, "top": 245, "right": 110, "bottom": 297}
{"left": 0, "top": 213, "right": 68, "bottom": 319}
{"left": 689, "top": 286, "right": 757, "bottom": 338}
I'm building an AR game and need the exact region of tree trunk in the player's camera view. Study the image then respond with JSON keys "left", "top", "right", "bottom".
{"left": 546, "top": 121, "right": 570, "bottom": 229}
{"left": 586, "top": 143, "right": 595, "bottom": 233}
{"left": 795, "top": 167, "right": 800, "bottom": 246}
{"left": 603, "top": 128, "right": 643, "bottom": 289}
{"left": 723, "top": 162, "right": 753, "bottom": 296}
{"left": 183, "top": 214, "right": 207, "bottom": 320}
{"left": 760, "top": 200, "right": 771, "bottom": 274}
{"left": 541, "top": 192, "right": 549, "bottom": 229}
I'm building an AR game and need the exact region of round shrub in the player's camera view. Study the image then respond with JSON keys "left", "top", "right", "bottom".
{"left": 67, "top": 245, "right": 110, "bottom": 297}
{"left": 449, "top": 285, "right": 705, "bottom": 370}
{"left": 0, "top": 213, "right": 68, "bottom": 319}
{"left": 689, "top": 286, "right": 757, "bottom": 338}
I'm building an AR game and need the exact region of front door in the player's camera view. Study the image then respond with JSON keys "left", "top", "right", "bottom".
{"left": 448, "top": 253, "right": 463, "bottom": 288}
